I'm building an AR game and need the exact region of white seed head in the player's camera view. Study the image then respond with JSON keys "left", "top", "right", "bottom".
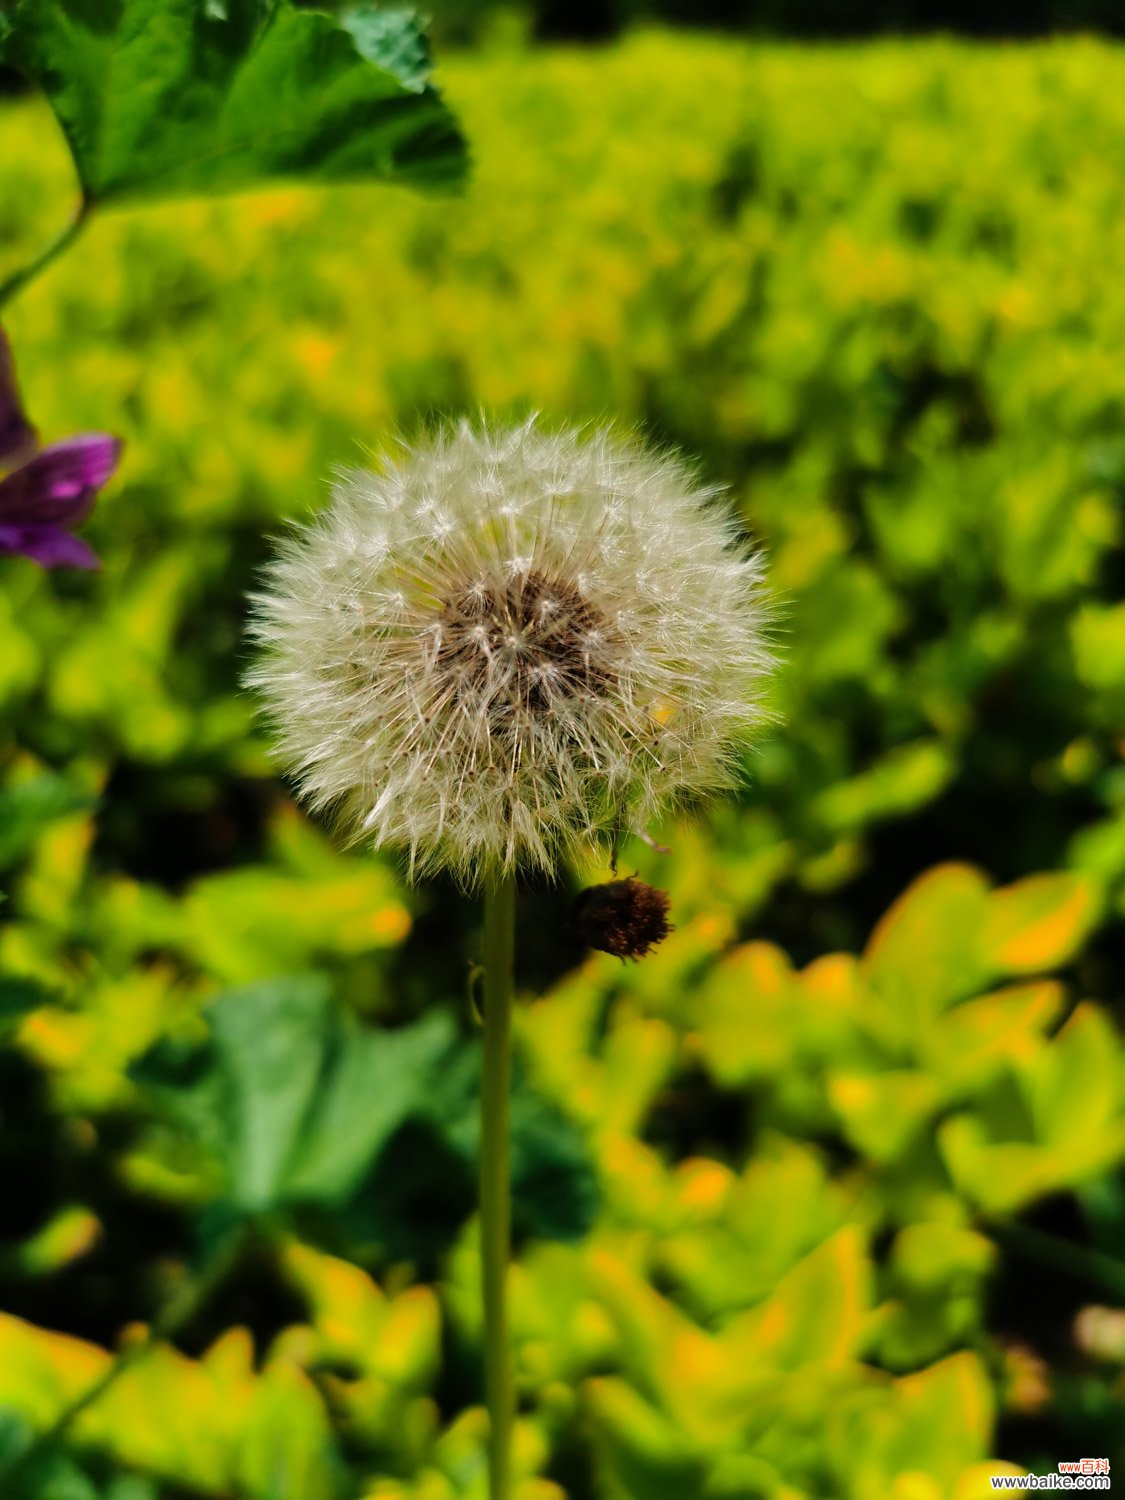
{"left": 245, "top": 418, "right": 773, "bottom": 887}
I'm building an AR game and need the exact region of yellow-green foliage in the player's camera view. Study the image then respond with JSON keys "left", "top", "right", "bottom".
{"left": 1, "top": 29, "right": 1124, "bottom": 1500}
{"left": 3, "top": 32, "right": 1125, "bottom": 911}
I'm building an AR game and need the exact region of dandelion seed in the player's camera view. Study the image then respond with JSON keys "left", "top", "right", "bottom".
{"left": 245, "top": 418, "right": 773, "bottom": 887}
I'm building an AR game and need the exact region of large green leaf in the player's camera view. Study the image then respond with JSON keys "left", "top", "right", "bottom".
{"left": 281, "top": 1004, "right": 460, "bottom": 1204}
{"left": 206, "top": 973, "right": 333, "bottom": 1211}
{"left": 133, "top": 975, "right": 597, "bottom": 1251}
{"left": 134, "top": 973, "right": 457, "bottom": 1213}
{"left": 3, "top": 0, "right": 467, "bottom": 206}
{"left": 359, "top": 1042, "right": 600, "bottom": 1257}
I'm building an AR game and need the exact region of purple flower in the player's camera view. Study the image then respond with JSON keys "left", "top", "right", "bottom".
{"left": 0, "top": 329, "right": 120, "bottom": 570}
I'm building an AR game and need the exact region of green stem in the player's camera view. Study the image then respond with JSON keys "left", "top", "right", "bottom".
{"left": 0, "top": 1225, "right": 246, "bottom": 1486}
{"left": 481, "top": 873, "right": 516, "bottom": 1500}
{"left": 0, "top": 199, "right": 91, "bottom": 313}
{"left": 988, "top": 1217, "right": 1125, "bottom": 1300}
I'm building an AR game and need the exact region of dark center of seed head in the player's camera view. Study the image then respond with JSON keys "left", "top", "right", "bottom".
{"left": 436, "top": 568, "right": 612, "bottom": 708}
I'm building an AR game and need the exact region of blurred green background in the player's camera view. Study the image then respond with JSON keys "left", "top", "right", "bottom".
{"left": 1, "top": 20, "right": 1124, "bottom": 1500}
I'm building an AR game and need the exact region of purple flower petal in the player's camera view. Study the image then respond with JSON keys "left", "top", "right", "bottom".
{"left": 0, "top": 434, "right": 121, "bottom": 526}
{"left": 0, "top": 522, "right": 100, "bottom": 570}
{"left": 0, "top": 330, "right": 37, "bottom": 466}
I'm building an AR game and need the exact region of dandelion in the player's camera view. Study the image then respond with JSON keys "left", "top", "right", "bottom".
{"left": 246, "top": 418, "right": 771, "bottom": 886}
{"left": 245, "top": 417, "right": 772, "bottom": 1500}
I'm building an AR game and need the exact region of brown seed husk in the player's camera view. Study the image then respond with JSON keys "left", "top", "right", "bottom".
{"left": 573, "top": 876, "right": 673, "bottom": 961}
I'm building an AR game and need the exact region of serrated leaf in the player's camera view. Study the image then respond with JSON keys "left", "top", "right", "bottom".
{"left": 693, "top": 942, "right": 799, "bottom": 1086}
{"left": 887, "top": 1353, "right": 994, "bottom": 1485}
{"left": 280, "top": 1240, "right": 440, "bottom": 1386}
{"left": 339, "top": 6, "right": 434, "bottom": 93}
{"left": 6, "top": 0, "right": 467, "bottom": 207}
{"left": 825, "top": 1352, "right": 995, "bottom": 1494}
{"left": 134, "top": 974, "right": 452, "bottom": 1213}
{"left": 585, "top": 1377, "right": 707, "bottom": 1500}
{"left": 132, "top": 974, "right": 595, "bottom": 1248}
{"left": 282, "top": 1007, "right": 456, "bottom": 1204}
{"left": 940, "top": 1117, "right": 1060, "bottom": 1214}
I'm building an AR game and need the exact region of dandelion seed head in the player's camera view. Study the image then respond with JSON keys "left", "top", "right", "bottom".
{"left": 245, "top": 418, "right": 774, "bottom": 887}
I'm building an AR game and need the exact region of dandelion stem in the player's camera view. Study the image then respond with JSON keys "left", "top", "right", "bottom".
{"left": 481, "top": 872, "right": 516, "bottom": 1500}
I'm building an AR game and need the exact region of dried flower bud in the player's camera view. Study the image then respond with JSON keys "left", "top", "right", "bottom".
{"left": 573, "top": 876, "right": 672, "bottom": 961}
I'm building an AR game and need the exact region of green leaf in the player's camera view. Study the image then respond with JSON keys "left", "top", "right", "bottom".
{"left": 508, "top": 1080, "right": 601, "bottom": 1244}
{"left": 133, "top": 975, "right": 595, "bottom": 1248}
{"left": 5, "top": 1451, "right": 100, "bottom": 1500}
{"left": 181, "top": 862, "right": 410, "bottom": 986}
{"left": 721, "top": 1226, "right": 871, "bottom": 1372}
{"left": 982, "top": 870, "right": 1101, "bottom": 974}
{"left": 0, "top": 976, "right": 56, "bottom": 1031}
{"left": 339, "top": 6, "right": 435, "bottom": 93}
{"left": 939, "top": 1117, "right": 1060, "bottom": 1215}
{"left": 0, "top": 1310, "right": 336, "bottom": 1497}
{"left": 939, "top": 1005, "right": 1125, "bottom": 1213}
{"left": 658, "top": 1139, "right": 847, "bottom": 1319}
{"left": 237, "top": 1359, "right": 339, "bottom": 1500}
{"left": 693, "top": 942, "right": 800, "bottom": 1087}
{"left": 890, "top": 1224, "right": 994, "bottom": 1294}
{"left": 5, "top": 0, "right": 467, "bottom": 207}
{"left": 828, "top": 1069, "right": 941, "bottom": 1163}
{"left": 1072, "top": 601, "right": 1125, "bottom": 696}
{"left": 135, "top": 974, "right": 455, "bottom": 1213}
{"left": 105, "top": 1478, "right": 161, "bottom": 1500}
{"left": 812, "top": 739, "right": 954, "bottom": 837}
{"left": 585, "top": 1378, "right": 707, "bottom": 1500}
{"left": 282, "top": 1007, "right": 457, "bottom": 1204}
{"left": 872, "top": 1225, "right": 995, "bottom": 1369}
{"left": 827, "top": 1353, "right": 994, "bottom": 1493}
{"left": 0, "top": 1411, "right": 31, "bottom": 1471}
{"left": 922, "top": 981, "right": 1066, "bottom": 1096}
{"left": 362, "top": 1042, "right": 600, "bottom": 1255}
{"left": 0, "top": 775, "right": 95, "bottom": 870}
{"left": 1017, "top": 1002, "right": 1123, "bottom": 1161}
{"left": 206, "top": 973, "right": 332, "bottom": 1211}
{"left": 862, "top": 863, "right": 991, "bottom": 1025}
{"left": 4, "top": 1205, "right": 101, "bottom": 1278}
